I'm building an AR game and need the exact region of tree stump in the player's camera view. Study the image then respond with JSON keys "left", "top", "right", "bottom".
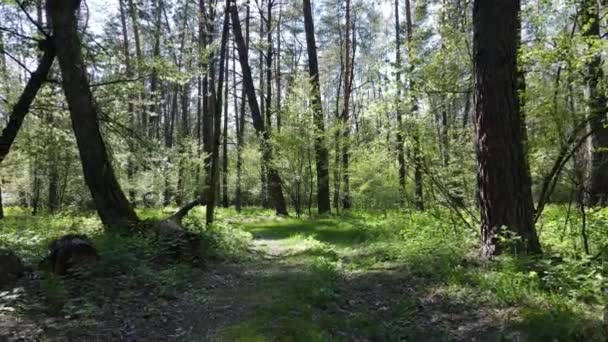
{"left": 153, "top": 220, "right": 203, "bottom": 262}
{"left": 0, "top": 249, "right": 25, "bottom": 287}
{"left": 42, "top": 235, "right": 100, "bottom": 275}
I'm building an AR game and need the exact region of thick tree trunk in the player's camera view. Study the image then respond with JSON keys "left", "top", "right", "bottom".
{"left": 0, "top": 44, "right": 54, "bottom": 164}
{"left": 230, "top": 1, "right": 288, "bottom": 216}
{"left": 303, "top": 0, "right": 331, "bottom": 214}
{"left": 47, "top": 0, "right": 139, "bottom": 227}
{"left": 394, "top": 0, "right": 406, "bottom": 206}
{"left": 581, "top": 0, "right": 608, "bottom": 207}
{"left": 473, "top": 0, "right": 541, "bottom": 256}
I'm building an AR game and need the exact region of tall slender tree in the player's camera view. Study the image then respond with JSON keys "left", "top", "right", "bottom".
{"left": 205, "top": 3, "right": 230, "bottom": 224}
{"left": 230, "top": 0, "right": 288, "bottom": 216}
{"left": 394, "top": 0, "right": 406, "bottom": 206}
{"left": 341, "top": 0, "right": 352, "bottom": 210}
{"left": 303, "top": 0, "right": 331, "bottom": 214}
{"left": 473, "top": 0, "right": 541, "bottom": 256}
{"left": 405, "top": 0, "right": 423, "bottom": 210}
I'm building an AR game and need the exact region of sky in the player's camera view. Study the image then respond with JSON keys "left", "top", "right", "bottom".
{"left": 85, "top": 0, "right": 395, "bottom": 34}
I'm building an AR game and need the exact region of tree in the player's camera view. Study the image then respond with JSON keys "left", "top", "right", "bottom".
{"left": 341, "top": 0, "right": 352, "bottom": 210}
{"left": 473, "top": 0, "right": 541, "bottom": 256}
{"left": 394, "top": 0, "right": 406, "bottom": 206}
{"left": 580, "top": 0, "right": 608, "bottom": 206}
{"left": 0, "top": 42, "right": 54, "bottom": 165}
{"left": 235, "top": 0, "right": 251, "bottom": 213}
{"left": 303, "top": 0, "right": 331, "bottom": 214}
{"left": 205, "top": 2, "right": 230, "bottom": 224}
{"left": 230, "top": 0, "right": 288, "bottom": 216}
{"left": 405, "top": 0, "right": 423, "bottom": 211}
{"left": 46, "top": 0, "right": 139, "bottom": 227}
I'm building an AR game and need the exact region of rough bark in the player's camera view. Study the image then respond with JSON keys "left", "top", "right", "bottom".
{"left": 230, "top": 1, "right": 288, "bottom": 216}
{"left": 473, "top": 0, "right": 541, "bottom": 256}
{"left": 303, "top": 0, "right": 331, "bottom": 214}
{"left": 47, "top": 0, "right": 139, "bottom": 227}
{"left": 581, "top": 0, "right": 608, "bottom": 206}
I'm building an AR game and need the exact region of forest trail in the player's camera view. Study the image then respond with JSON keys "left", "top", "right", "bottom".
{"left": 1, "top": 216, "right": 521, "bottom": 341}
{"left": 155, "top": 219, "right": 508, "bottom": 341}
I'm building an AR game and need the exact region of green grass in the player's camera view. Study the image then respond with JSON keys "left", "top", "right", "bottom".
{"left": 1, "top": 206, "right": 606, "bottom": 341}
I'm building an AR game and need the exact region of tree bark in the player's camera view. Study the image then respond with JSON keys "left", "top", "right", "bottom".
{"left": 581, "top": 0, "right": 608, "bottom": 206}
{"left": 47, "top": 0, "right": 139, "bottom": 227}
{"left": 230, "top": 0, "right": 288, "bottom": 216}
{"left": 303, "top": 0, "right": 331, "bottom": 215}
{"left": 473, "top": 0, "right": 541, "bottom": 256}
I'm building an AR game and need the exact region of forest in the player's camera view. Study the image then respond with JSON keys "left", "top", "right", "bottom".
{"left": 0, "top": 0, "right": 607, "bottom": 340}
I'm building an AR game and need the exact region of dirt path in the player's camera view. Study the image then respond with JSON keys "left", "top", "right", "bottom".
{"left": 1, "top": 234, "right": 506, "bottom": 341}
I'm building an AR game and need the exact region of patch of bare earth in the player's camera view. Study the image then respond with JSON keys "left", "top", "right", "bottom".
{"left": 1, "top": 237, "right": 509, "bottom": 341}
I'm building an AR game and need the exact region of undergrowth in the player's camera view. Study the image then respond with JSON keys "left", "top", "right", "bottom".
{"left": 1, "top": 205, "right": 606, "bottom": 341}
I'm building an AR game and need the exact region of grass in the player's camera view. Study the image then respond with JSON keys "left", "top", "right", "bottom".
{"left": 1, "top": 206, "right": 606, "bottom": 341}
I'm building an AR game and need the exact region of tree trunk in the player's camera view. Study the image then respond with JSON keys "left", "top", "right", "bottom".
{"left": 275, "top": 3, "right": 282, "bottom": 132}
{"left": 303, "top": 0, "right": 331, "bottom": 214}
{"left": 47, "top": 112, "right": 60, "bottom": 212}
{"left": 47, "top": 0, "right": 139, "bottom": 227}
{"left": 405, "top": 0, "right": 423, "bottom": 211}
{"left": 118, "top": 0, "right": 137, "bottom": 203}
{"left": 0, "top": 44, "right": 54, "bottom": 164}
{"left": 126, "top": 0, "right": 146, "bottom": 133}
{"left": 222, "top": 38, "right": 230, "bottom": 208}
{"left": 0, "top": 181, "right": 4, "bottom": 219}
{"left": 581, "top": 0, "right": 608, "bottom": 207}
{"left": 394, "top": 0, "right": 406, "bottom": 206}
{"left": 230, "top": 1, "right": 288, "bottom": 216}
{"left": 473, "top": 0, "right": 541, "bottom": 256}
{"left": 341, "top": 0, "right": 352, "bottom": 210}
{"left": 206, "top": 5, "right": 230, "bottom": 225}
{"left": 149, "top": 0, "right": 163, "bottom": 139}
{"left": 235, "top": 0, "right": 250, "bottom": 213}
